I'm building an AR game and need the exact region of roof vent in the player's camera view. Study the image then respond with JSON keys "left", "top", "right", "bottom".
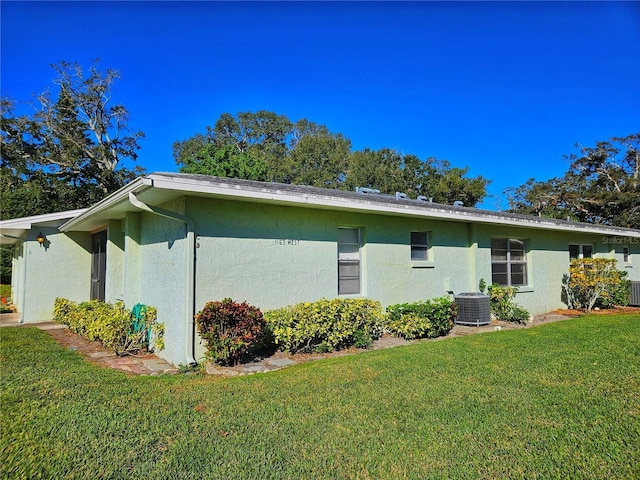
{"left": 355, "top": 187, "right": 381, "bottom": 195}
{"left": 395, "top": 192, "right": 408, "bottom": 200}
{"left": 453, "top": 201, "right": 464, "bottom": 207}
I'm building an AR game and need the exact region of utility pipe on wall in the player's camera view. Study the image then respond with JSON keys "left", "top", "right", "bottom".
{"left": 128, "top": 192, "right": 197, "bottom": 366}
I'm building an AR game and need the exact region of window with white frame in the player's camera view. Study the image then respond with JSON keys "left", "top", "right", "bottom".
{"left": 569, "top": 244, "right": 594, "bottom": 260}
{"left": 411, "top": 231, "right": 429, "bottom": 261}
{"left": 338, "top": 228, "right": 361, "bottom": 295}
{"left": 491, "top": 238, "right": 528, "bottom": 286}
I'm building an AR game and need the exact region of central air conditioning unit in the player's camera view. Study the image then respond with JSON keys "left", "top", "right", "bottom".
{"left": 631, "top": 282, "right": 640, "bottom": 306}
{"left": 454, "top": 293, "right": 491, "bottom": 326}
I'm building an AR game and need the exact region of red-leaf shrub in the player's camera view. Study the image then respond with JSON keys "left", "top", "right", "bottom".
{"left": 195, "top": 298, "right": 266, "bottom": 366}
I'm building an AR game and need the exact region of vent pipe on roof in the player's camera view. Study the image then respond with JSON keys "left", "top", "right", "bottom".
{"left": 355, "top": 187, "right": 381, "bottom": 195}
{"left": 129, "top": 192, "right": 197, "bottom": 366}
{"left": 395, "top": 192, "right": 408, "bottom": 200}
{"left": 453, "top": 201, "right": 464, "bottom": 207}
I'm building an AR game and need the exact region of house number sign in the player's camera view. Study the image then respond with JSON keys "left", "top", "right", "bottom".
{"left": 272, "top": 239, "right": 300, "bottom": 246}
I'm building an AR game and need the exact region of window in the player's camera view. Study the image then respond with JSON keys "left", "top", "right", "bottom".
{"left": 491, "top": 238, "right": 528, "bottom": 286}
{"left": 338, "top": 228, "right": 361, "bottom": 295}
{"left": 623, "top": 247, "right": 630, "bottom": 263}
{"left": 411, "top": 232, "right": 429, "bottom": 261}
{"left": 569, "top": 244, "right": 594, "bottom": 260}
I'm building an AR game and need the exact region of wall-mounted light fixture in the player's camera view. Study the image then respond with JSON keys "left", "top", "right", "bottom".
{"left": 36, "top": 232, "right": 46, "bottom": 246}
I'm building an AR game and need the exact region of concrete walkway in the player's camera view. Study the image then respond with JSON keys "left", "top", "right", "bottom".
{"left": 1, "top": 311, "right": 574, "bottom": 377}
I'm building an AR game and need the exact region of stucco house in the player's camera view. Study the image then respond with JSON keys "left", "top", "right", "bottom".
{"left": 2, "top": 172, "right": 639, "bottom": 366}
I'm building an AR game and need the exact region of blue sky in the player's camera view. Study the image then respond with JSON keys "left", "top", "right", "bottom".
{"left": 2, "top": 1, "right": 639, "bottom": 209}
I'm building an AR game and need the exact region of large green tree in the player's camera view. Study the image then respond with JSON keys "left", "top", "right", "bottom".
{"left": 174, "top": 110, "right": 291, "bottom": 183}
{"left": 174, "top": 111, "right": 489, "bottom": 206}
{"left": 506, "top": 133, "right": 640, "bottom": 228}
{"left": 344, "top": 149, "right": 489, "bottom": 205}
{"left": 1, "top": 60, "right": 145, "bottom": 220}
{"left": 287, "top": 123, "right": 351, "bottom": 188}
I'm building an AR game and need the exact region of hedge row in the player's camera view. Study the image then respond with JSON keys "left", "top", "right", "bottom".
{"left": 53, "top": 298, "right": 162, "bottom": 356}
{"left": 196, "top": 296, "right": 457, "bottom": 363}
{"left": 265, "top": 298, "right": 385, "bottom": 353}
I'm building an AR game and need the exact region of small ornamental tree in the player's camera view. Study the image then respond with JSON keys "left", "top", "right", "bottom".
{"left": 195, "top": 298, "right": 267, "bottom": 366}
{"left": 564, "top": 258, "right": 624, "bottom": 312}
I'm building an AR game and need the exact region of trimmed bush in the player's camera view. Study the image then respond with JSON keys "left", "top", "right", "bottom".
{"left": 265, "top": 298, "right": 385, "bottom": 353}
{"left": 385, "top": 297, "right": 456, "bottom": 339}
{"left": 596, "top": 272, "right": 631, "bottom": 309}
{"left": 195, "top": 298, "right": 267, "bottom": 366}
{"left": 53, "top": 298, "right": 161, "bottom": 356}
{"left": 479, "top": 281, "right": 531, "bottom": 324}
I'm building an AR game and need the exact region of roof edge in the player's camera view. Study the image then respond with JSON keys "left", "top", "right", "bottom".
{"left": 0, "top": 208, "right": 88, "bottom": 229}
{"left": 59, "top": 177, "right": 148, "bottom": 232}
{"left": 146, "top": 173, "right": 640, "bottom": 238}
{"left": 56, "top": 172, "right": 640, "bottom": 238}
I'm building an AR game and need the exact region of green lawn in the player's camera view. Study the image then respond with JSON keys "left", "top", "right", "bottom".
{"left": 2, "top": 313, "right": 639, "bottom": 479}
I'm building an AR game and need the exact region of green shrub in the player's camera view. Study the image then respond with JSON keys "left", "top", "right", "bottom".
{"left": 265, "top": 298, "right": 385, "bottom": 354}
{"left": 484, "top": 283, "right": 530, "bottom": 324}
{"left": 53, "top": 298, "right": 162, "bottom": 355}
{"left": 195, "top": 298, "right": 267, "bottom": 366}
{"left": 116, "top": 304, "right": 160, "bottom": 356}
{"left": 385, "top": 297, "right": 456, "bottom": 339}
{"left": 596, "top": 272, "right": 631, "bottom": 309}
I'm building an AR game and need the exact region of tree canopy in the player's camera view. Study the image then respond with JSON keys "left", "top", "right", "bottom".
{"left": 174, "top": 111, "right": 490, "bottom": 206}
{"left": 506, "top": 133, "right": 640, "bottom": 229}
{"left": 1, "top": 60, "right": 145, "bottom": 220}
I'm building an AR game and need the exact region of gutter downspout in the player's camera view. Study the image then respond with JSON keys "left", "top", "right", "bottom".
{"left": 0, "top": 234, "right": 27, "bottom": 323}
{"left": 128, "top": 192, "right": 197, "bottom": 366}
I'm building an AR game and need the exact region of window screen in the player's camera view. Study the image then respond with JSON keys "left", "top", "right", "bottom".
{"left": 569, "top": 244, "right": 594, "bottom": 260}
{"left": 491, "top": 238, "right": 528, "bottom": 286}
{"left": 411, "top": 232, "right": 429, "bottom": 261}
{"left": 338, "top": 228, "right": 360, "bottom": 295}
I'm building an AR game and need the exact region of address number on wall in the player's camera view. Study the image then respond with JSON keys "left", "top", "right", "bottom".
{"left": 272, "top": 239, "right": 300, "bottom": 246}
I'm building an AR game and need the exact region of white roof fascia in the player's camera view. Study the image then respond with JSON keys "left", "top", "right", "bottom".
{"left": 59, "top": 177, "right": 149, "bottom": 232}
{"left": 146, "top": 174, "right": 640, "bottom": 239}
{"left": 1, "top": 208, "right": 88, "bottom": 244}
{"left": 0, "top": 208, "right": 88, "bottom": 230}
{"left": 57, "top": 172, "right": 640, "bottom": 239}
